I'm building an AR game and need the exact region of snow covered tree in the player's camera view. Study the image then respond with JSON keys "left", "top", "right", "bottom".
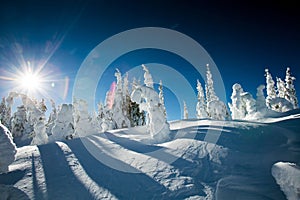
{"left": 0, "top": 122, "right": 17, "bottom": 173}
{"left": 256, "top": 85, "right": 267, "bottom": 115}
{"left": 45, "top": 99, "right": 57, "bottom": 137}
{"left": 285, "top": 67, "right": 298, "bottom": 109}
{"left": 51, "top": 104, "right": 74, "bottom": 141}
{"left": 228, "top": 83, "right": 246, "bottom": 120}
{"left": 11, "top": 105, "right": 27, "bottom": 137}
{"left": 241, "top": 92, "right": 256, "bottom": 118}
{"left": 205, "top": 64, "right": 219, "bottom": 105}
{"left": 142, "top": 64, "right": 154, "bottom": 89}
{"left": 73, "top": 99, "right": 96, "bottom": 137}
{"left": 19, "top": 95, "right": 48, "bottom": 145}
{"left": 0, "top": 97, "right": 7, "bottom": 126}
{"left": 196, "top": 79, "right": 207, "bottom": 119}
{"left": 112, "top": 69, "right": 131, "bottom": 128}
{"left": 276, "top": 77, "right": 286, "bottom": 99}
{"left": 183, "top": 101, "right": 188, "bottom": 119}
{"left": 265, "top": 69, "right": 277, "bottom": 109}
{"left": 131, "top": 86, "right": 170, "bottom": 143}
{"left": 205, "top": 64, "right": 230, "bottom": 120}
{"left": 158, "top": 80, "right": 167, "bottom": 117}
{"left": 5, "top": 92, "right": 18, "bottom": 130}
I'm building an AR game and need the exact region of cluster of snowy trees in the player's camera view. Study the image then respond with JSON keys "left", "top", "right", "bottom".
{"left": 228, "top": 67, "right": 298, "bottom": 120}
{"left": 185, "top": 65, "right": 298, "bottom": 121}
{"left": 193, "top": 64, "right": 231, "bottom": 120}
{"left": 0, "top": 64, "right": 170, "bottom": 146}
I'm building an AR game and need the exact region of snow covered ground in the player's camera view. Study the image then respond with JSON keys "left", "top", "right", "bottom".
{"left": 1, "top": 110, "right": 300, "bottom": 200}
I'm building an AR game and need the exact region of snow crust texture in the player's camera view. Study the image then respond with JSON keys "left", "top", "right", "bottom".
{"left": 0, "top": 123, "right": 17, "bottom": 173}
{"left": 272, "top": 162, "right": 300, "bottom": 200}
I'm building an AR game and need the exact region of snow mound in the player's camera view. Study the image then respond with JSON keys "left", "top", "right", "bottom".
{"left": 0, "top": 123, "right": 17, "bottom": 173}
{"left": 1, "top": 112, "right": 300, "bottom": 199}
{"left": 272, "top": 162, "right": 300, "bottom": 200}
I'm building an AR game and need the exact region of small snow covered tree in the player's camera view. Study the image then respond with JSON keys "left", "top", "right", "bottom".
{"left": 0, "top": 122, "right": 17, "bottom": 173}
{"left": 183, "top": 101, "right": 188, "bottom": 119}
{"left": 131, "top": 86, "right": 170, "bottom": 143}
{"left": 142, "top": 64, "right": 154, "bottom": 89}
{"left": 240, "top": 92, "right": 256, "bottom": 118}
{"left": 228, "top": 83, "right": 246, "bottom": 120}
{"left": 0, "top": 97, "right": 7, "bottom": 126}
{"left": 285, "top": 67, "right": 298, "bottom": 109}
{"left": 73, "top": 99, "right": 96, "bottom": 137}
{"left": 196, "top": 80, "right": 207, "bottom": 119}
{"left": 20, "top": 95, "right": 48, "bottom": 145}
{"left": 5, "top": 92, "right": 18, "bottom": 130}
{"left": 256, "top": 85, "right": 267, "bottom": 116}
{"left": 11, "top": 105, "right": 27, "bottom": 138}
{"left": 265, "top": 69, "right": 277, "bottom": 109}
{"left": 51, "top": 104, "right": 74, "bottom": 141}
{"left": 158, "top": 80, "right": 167, "bottom": 117}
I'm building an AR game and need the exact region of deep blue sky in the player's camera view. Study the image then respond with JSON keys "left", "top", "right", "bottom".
{"left": 0, "top": 0, "right": 299, "bottom": 120}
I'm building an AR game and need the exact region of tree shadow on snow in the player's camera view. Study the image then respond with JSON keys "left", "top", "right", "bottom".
{"left": 38, "top": 143, "right": 94, "bottom": 200}
{"left": 0, "top": 169, "right": 26, "bottom": 185}
{"left": 66, "top": 138, "right": 170, "bottom": 199}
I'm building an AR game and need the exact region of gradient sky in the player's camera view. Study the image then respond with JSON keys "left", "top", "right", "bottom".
{"left": 0, "top": 0, "right": 299, "bottom": 120}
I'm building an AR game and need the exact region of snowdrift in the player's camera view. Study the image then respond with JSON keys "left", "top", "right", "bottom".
{"left": 0, "top": 111, "right": 300, "bottom": 200}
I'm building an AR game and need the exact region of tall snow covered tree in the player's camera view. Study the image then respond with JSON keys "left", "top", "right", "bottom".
{"left": 183, "top": 101, "right": 188, "bottom": 119}
{"left": 276, "top": 77, "right": 286, "bottom": 99}
{"left": 142, "top": 64, "right": 154, "bottom": 89}
{"left": 265, "top": 69, "right": 277, "bottom": 109}
{"left": 45, "top": 99, "right": 57, "bottom": 137}
{"left": 205, "top": 64, "right": 219, "bottom": 105}
{"left": 0, "top": 122, "right": 17, "bottom": 173}
{"left": 285, "top": 67, "right": 298, "bottom": 109}
{"left": 196, "top": 79, "right": 207, "bottom": 119}
{"left": 228, "top": 83, "right": 246, "bottom": 120}
{"left": 158, "top": 80, "right": 167, "bottom": 117}
{"left": 205, "top": 64, "right": 230, "bottom": 120}
{"left": 112, "top": 69, "right": 131, "bottom": 128}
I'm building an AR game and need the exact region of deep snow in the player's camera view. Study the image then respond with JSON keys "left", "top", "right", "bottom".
{"left": 1, "top": 110, "right": 300, "bottom": 200}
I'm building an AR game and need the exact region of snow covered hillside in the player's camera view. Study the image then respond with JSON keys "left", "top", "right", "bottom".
{"left": 1, "top": 111, "right": 300, "bottom": 199}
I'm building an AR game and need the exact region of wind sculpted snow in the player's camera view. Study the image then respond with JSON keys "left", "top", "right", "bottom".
{"left": 1, "top": 111, "right": 300, "bottom": 199}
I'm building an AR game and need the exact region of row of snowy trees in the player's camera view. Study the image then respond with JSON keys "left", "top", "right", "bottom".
{"left": 0, "top": 64, "right": 170, "bottom": 146}
{"left": 190, "top": 66, "right": 298, "bottom": 121}
{"left": 228, "top": 67, "right": 298, "bottom": 120}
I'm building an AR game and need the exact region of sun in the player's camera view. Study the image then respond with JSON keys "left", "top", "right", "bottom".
{"left": 17, "top": 68, "right": 42, "bottom": 92}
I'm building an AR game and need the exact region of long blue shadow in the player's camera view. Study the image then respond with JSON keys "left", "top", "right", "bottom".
{"left": 66, "top": 138, "right": 170, "bottom": 199}
{"left": 38, "top": 143, "right": 94, "bottom": 200}
{"left": 31, "top": 154, "right": 44, "bottom": 199}
{"left": 0, "top": 169, "right": 26, "bottom": 185}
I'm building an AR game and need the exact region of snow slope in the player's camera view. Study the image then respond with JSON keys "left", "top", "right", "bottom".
{"left": 0, "top": 111, "right": 300, "bottom": 200}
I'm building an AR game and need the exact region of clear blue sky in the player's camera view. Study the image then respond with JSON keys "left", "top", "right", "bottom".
{"left": 0, "top": 0, "right": 299, "bottom": 120}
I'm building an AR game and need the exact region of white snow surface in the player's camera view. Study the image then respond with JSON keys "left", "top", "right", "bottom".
{"left": 1, "top": 110, "right": 300, "bottom": 199}
{"left": 272, "top": 162, "right": 300, "bottom": 200}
